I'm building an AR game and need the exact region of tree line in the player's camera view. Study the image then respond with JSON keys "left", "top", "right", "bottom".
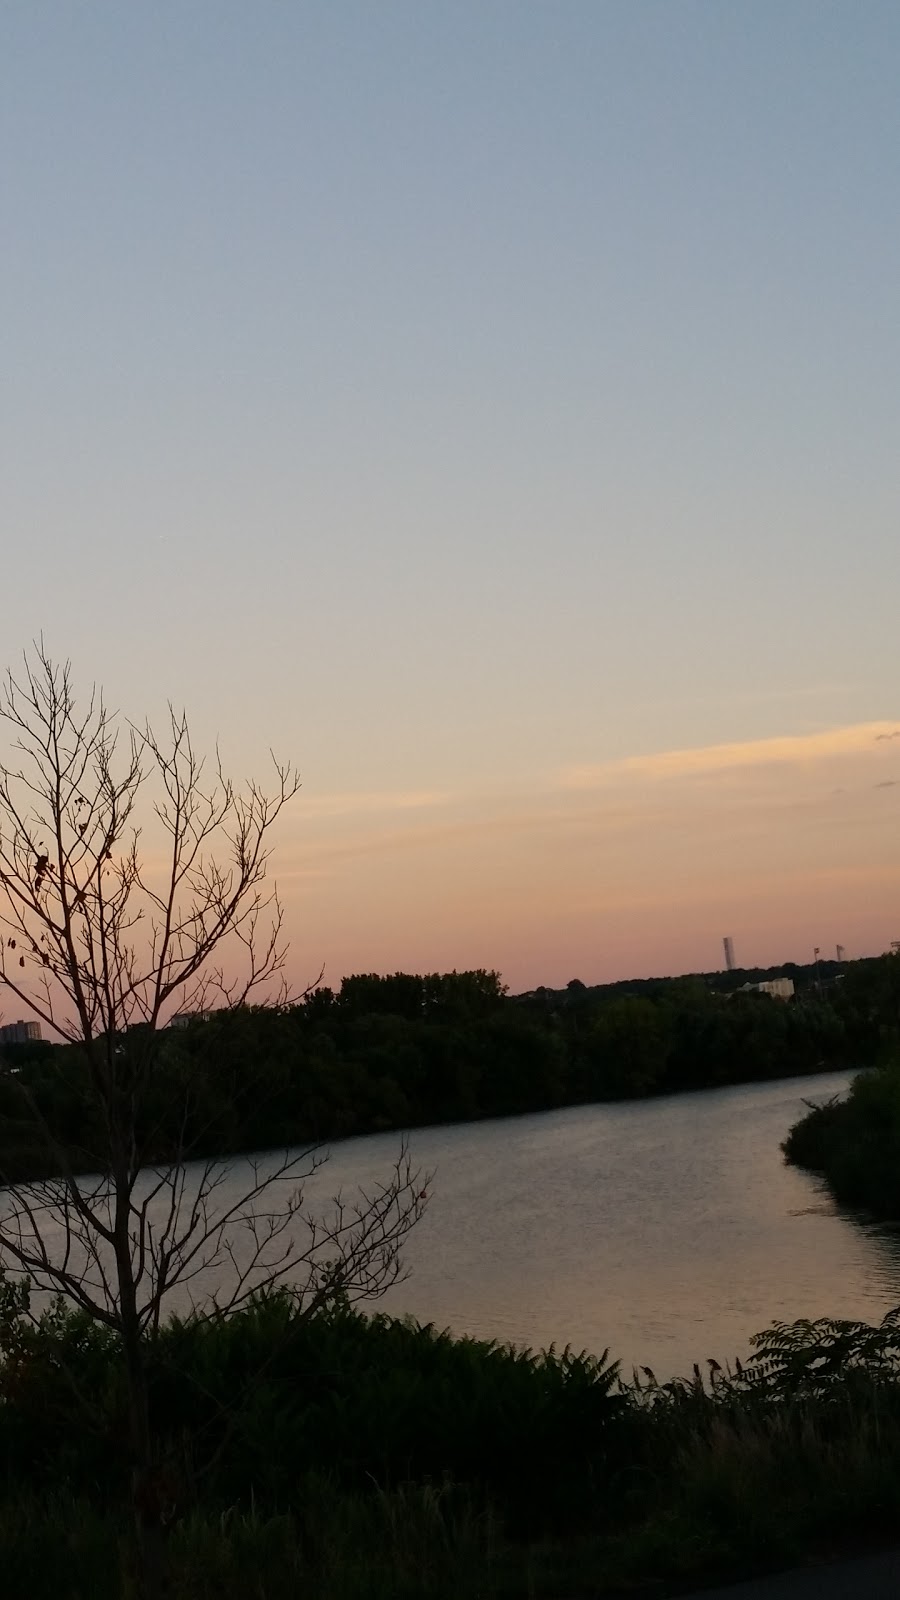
{"left": 5, "top": 955, "right": 896, "bottom": 1180}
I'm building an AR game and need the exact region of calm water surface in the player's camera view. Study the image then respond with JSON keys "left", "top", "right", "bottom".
{"left": 183, "top": 1069, "right": 900, "bottom": 1378}
{"left": 24, "top": 1071, "right": 900, "bottom": 1380}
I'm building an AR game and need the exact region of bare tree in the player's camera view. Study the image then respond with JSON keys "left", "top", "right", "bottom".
{"left": 0, "top": 647, "right": 426, "bottom": 1583}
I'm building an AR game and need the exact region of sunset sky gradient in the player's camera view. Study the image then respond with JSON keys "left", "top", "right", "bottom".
{"left": 2, "top": 2, "right": 899, "bottom": 990}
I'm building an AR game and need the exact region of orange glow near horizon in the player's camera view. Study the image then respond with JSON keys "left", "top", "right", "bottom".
{"left": 4, "top": 718, "right": 899, "bottom": 1031}
{"left": 269, "top": 720, "right": 900, "bottom": 992}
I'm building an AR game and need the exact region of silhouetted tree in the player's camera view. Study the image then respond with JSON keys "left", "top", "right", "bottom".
{"left": 0, "top": 647, "right": 426, "bottom": 1594}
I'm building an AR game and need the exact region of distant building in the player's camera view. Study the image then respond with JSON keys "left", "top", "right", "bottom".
{"left": 0, "top": 1020, "right": 42, "bottom": 1045}
{"left": 736, "top": 978, "right": 794, "bottom": 1002}
{"left": 167, "top": 1009, "right": 215, "bottom": 1029}
{"left": 723, "top": 936, "right": 736, "bottom": 972}
{"left": 757, "top": 977, "right": 794, "bottom": 1001}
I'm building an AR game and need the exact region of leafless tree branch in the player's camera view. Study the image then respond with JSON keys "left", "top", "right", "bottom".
{"left": 0, "top": 646, "right": 428, "bottom": 1594}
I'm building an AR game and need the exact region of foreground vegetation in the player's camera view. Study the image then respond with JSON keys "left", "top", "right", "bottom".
{"left": 5, "top": 1281, "right": 900, "bottom": 1596}
{"left": 2, "top": 954, "right": 888, "bottom": 1182}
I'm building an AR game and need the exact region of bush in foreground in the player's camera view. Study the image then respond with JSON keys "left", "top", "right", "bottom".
{"left": 4, "top": 1287, "right": 900, "bottom": 1595}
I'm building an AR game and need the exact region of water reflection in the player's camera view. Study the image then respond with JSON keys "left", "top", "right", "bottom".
{"left": 270, "top": 1070, "right": 900, "bottom": 1379}
{"left": 13, "top": 1070, "right": 900, "bottom": 1382}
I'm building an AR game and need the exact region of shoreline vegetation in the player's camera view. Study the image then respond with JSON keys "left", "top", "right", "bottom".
{"left": 7, "top": 1282, "right": 900, "bottom": 1598}
{"left": 0, "top": 955, "right": 888, "bottom": 1184}
{"left": 785, "top": 1073, "right": 900, "bottom": 1222}
{"left": 783, "top": 952, "right": 900, "bottom": 1222}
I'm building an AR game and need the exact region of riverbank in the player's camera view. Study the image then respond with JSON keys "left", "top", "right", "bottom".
{"left": 0, "top": 962, "right": 870, "bottom": 1186}
{"left": 8, "top": 1288, "right": 900, "bottom": 1598}
{"left": 784, "top": 1061, "right": 900, "bottom": 1220}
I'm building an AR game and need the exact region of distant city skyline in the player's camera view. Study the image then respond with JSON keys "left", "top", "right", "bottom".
{"left": 2, "top": 3, "right": 899, "bottom": 993}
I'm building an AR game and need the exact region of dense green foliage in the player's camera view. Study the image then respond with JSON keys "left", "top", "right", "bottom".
{"left": 0, "top": 958, "right": 881, "bottom": 1180}
{"left": 6, "top": 1284, "right": 900, "bottom": 1596}
{"left": 784, "top": 955, "right": 900, "bottom": 1219}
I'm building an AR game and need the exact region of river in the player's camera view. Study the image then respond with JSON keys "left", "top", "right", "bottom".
{"left": 175, "top": 1068, "right": 900, "bottom": 1379}
{"left": 14, "top": 1069, "right": 900, "bottom": 1380}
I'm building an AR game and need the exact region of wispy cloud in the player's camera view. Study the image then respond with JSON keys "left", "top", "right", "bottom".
{"left": 561, "top": 722, "right": 900, "bottom": 789}
{"left": 298, "top": 789, "right": 451, "bottom": 820}
{"left": 271, "top": 719, "right": 900, "bottom": 885}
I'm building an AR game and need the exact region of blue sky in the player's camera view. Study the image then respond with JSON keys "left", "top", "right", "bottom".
{"left": 2, "top": 3, "right": 899, "bottom": 986}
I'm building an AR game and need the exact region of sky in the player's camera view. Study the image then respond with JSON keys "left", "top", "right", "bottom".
{"left": 1, "top": 1, "right": 899, "bottom": 992}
